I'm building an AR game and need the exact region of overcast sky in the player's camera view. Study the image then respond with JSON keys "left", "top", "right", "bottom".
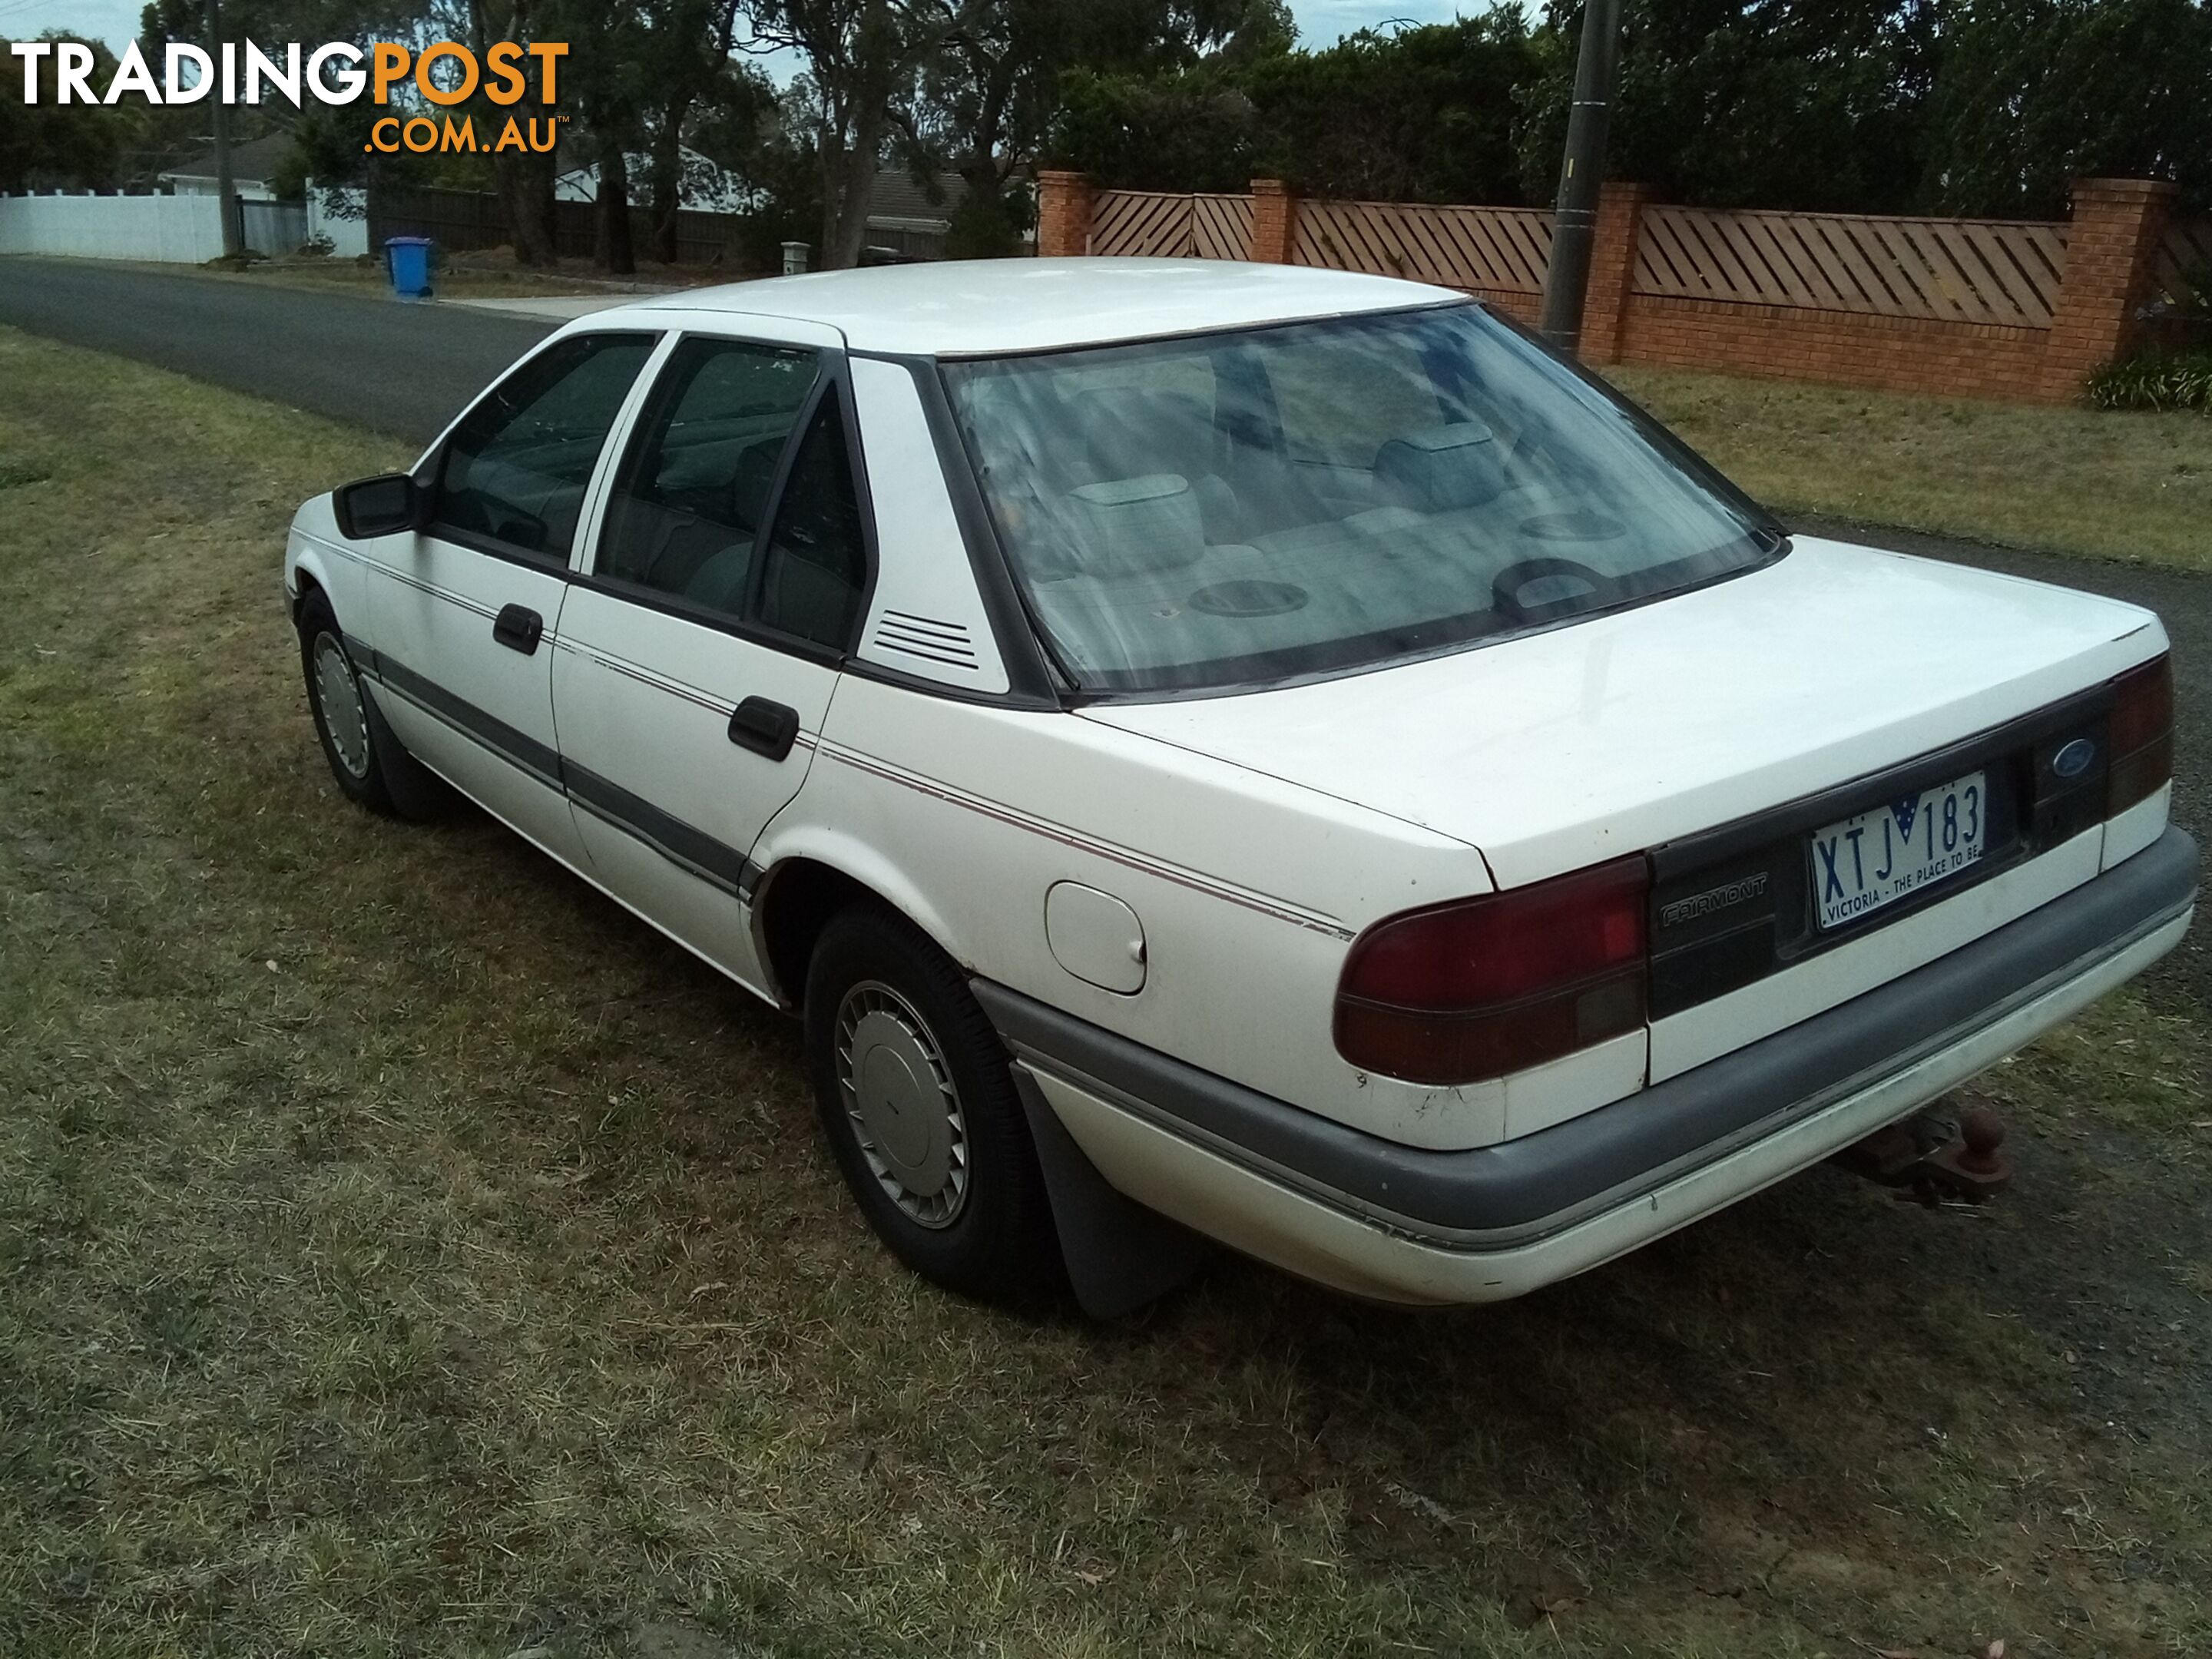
{"left": 0, "top": 0, "right": 1483, "bottom": 74}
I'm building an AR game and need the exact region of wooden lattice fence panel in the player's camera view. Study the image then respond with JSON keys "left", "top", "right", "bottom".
{"left": 1293, "top": 200, "right": 1553, "bottom": 294}
{"left": 2157, "top": 217, "right": 2212, "bottom": 306}
{"left": 1089, "top": 190, "right": 1196, "bottom": 257}
{"left": 1634, "top": 207, "right": 2068, "bottom": 328}
{"left": 1192, "top": 194, "right": 1253, "bottom": 260}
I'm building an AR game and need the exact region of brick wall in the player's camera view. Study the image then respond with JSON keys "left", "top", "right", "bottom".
{"left": 1469, "top": 290, "right": 1541, "bottom": 325}
{"left": 1593, "top": 178, "right": 2174, "bottom": 402}
{"left": 1248, "top": 178, "right": 1296, "bottom": 263}
{"left": 1578, "top": 182, "right": 1651, "bottom": 362}
{"left": 1031, "top": 172, "right": 2182, "bottom": 404}
{"left": 1035, "top": 170, "right": 1094, "bottom": 258}
{"left": 1616, "top": 299, "right": 2053, "bottom": 400}
{"left": 2035, "top": 177, "right": 2177, "bottom": 399}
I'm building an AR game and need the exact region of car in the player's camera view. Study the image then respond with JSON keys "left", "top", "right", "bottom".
{"left": 283, "top": 259, "right": 2194, "bottom": 1313}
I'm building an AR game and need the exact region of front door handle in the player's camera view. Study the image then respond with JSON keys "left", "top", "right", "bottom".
{"left": 729, "top": 697, "right": 800, "bottom": 761}
{"left": 492, "top": 604, "right": 543, "bottom": 654}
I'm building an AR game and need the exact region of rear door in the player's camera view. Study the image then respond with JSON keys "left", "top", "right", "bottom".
{"left": 367, "top": 330, "right": 657, "bottom": 866}
{"left": 551, "top": 324, "right": 873, "bottom": 992}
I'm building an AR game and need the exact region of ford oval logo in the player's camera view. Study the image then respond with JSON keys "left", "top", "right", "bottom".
{"left": 2053, "top": 737, "right": 2097, "bottom": 780}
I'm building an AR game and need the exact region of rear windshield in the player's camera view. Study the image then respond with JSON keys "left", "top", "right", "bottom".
{"left": 942, "top": 303, "right": 1780, "bottom": 694}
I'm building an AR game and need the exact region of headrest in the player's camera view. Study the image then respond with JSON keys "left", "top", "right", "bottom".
{"left": 1062, "top": 473, "right": 1205, "bottom": 576}
{"left": 1373, "top": 421, "right": 1505, "bottom": 515}
{"left": 1067, "top": 386, "right": 1210, "bottom": 479}
{"left": 730, "top": 435, "right": 783, "bottom": 532}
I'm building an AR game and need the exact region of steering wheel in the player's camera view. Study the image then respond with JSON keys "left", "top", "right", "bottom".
{"left": 1490, "top": 557, "right": 1622, "bottom": 624}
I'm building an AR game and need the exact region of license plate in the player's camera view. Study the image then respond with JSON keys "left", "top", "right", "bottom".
{"left": 1811, "top": 770, "right": 1988, "bottom": 929}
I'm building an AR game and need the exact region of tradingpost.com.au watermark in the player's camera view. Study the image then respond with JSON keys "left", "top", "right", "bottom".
{"left": 9, "top": 38, "right": 568, "bottom": 154}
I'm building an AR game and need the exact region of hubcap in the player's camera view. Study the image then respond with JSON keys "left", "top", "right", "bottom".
{"left": 835, "top": 980, "right": 969, "bottom": 1228}
{"left": 313, "top": 634, "right": 372, "bottom": 780}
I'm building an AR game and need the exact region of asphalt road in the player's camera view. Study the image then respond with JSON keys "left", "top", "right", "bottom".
{"left": 0, "top": 257, "right": 554, "bottom": 445}
{"left": 1, "top": 257, "right": 2202, "bottom": 1004}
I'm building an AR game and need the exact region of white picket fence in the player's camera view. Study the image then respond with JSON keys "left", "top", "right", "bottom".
{"left": 0, "top": 192, "right": 228, "bottom": 262}
{"left": 0, "top": 186, "right": 368, "bottom": 263}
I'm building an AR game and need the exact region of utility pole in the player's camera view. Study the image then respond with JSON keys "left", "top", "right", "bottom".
{"left": 207, "top": 0, "right": 240, "bottom": 257}
{"left": 1536, "top": 0, "right": 1622, "bottom": 353}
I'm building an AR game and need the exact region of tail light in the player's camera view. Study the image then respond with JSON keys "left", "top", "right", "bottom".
{"left": 1333, "top": 856, "right": 1648, "bottom": 1085}
{"left": 2107, "top": 654, "right": 2174, "bottom": 816}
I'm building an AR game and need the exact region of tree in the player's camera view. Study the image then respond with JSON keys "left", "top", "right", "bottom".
{"left": 906, "top": 0, "right": 1288, "bottom": 247}
{"left": 1244, "top": 14, "right": 1535, "bottom": 203}
{"left": 691, "top": 77, "right": 822, "bottom": 266}
{"left": 466, "top": 0, "right": 561, "bottom": 265}
{"left": 1513, "top": 0, "right": 1939, "bottom": 214}
{"left": 1924, "top": 0, "right": 2212, "bottom": 216}
{"left": 541, "top": 0, "right": 647, "bottom": 270}
{"left": 1049, "top": 65, "right": 1257, "bottom": 191}
{"left": 1048, "top": 9, "right": 1536, "bottom": 204}
{"left": 140, "top": 0, "right": 475, "bottom": 218}
{"left": 0, "top": 34, "right": 143, "bottom": 194}
{"left": 747, "top": 0, "right": 956, "bottom": 267}
{"left": 636, "top": 0, "right": 753, "bottom": 261}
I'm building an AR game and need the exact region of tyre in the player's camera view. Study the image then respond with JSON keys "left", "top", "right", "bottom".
{"left": 804, "top": 905, "right": 1058, "bottom": 1303}
{"left": 296, "top": 588, "right": 449, "bottom": 819}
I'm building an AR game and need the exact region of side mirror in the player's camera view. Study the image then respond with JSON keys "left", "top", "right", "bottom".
{"left": 333, "top": 473, "right": 425, "bottom": 541}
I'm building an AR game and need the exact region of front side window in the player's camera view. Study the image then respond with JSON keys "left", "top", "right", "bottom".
{"left": 944, "top": 304, "right": 1780, "bottom": 694}
{"left": 432, "top": 333, "right": 656, "bottom": 559}
{"left": 595, "top": 337, "right": 819, "bottom": 618}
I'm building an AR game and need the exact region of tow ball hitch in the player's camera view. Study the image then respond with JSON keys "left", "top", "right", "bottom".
{"left": 1832, "top": 1098, "right": 2012, "bottom": 1204}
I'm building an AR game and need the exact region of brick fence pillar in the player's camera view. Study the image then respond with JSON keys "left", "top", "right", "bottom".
{"left": 1578, "top": 181, "right": 1653, "bottom": 363}
{"left": 2038, "top": 177, "right": 2177, "bottom": 401}
{"left": 1249, "top": 178, "right": 1298, "bottom": 263}
{"left": 1036, "top": 170, "right": 1095, "bottom": 258}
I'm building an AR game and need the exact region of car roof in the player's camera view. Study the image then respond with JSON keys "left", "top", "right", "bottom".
{"left": 606, "top": 258, "right": 1464, "bottom": 358}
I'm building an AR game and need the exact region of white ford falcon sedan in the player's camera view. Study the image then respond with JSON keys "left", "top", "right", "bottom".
{"left": 284, "top": 260, "right": 2194, "bottom": 1313}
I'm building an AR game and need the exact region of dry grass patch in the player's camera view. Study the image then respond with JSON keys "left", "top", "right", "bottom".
{"left": 1608, "top": 365, "right": 2212, "bottom": 574}
{"left": 2, "top": 327, "right": 2210, "bottom": 1657}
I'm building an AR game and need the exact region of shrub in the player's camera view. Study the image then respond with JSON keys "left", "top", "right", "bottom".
{"left": 2088, "top": 352, "right": 2212, "bottom": 412}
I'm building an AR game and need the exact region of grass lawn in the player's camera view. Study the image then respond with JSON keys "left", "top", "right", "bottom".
{"left": 1608, "top": 366, "right": 2212, "bottom": 574}
{"left": 2, "top": 325, "right": 2210, "bottom": 1657}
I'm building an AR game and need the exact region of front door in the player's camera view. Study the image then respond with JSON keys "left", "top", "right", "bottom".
{"left": 367, "top": 330, "right": 657, "bottom": 867}
{"left": 551, "top": 332, "right": 873, "bottom": 993}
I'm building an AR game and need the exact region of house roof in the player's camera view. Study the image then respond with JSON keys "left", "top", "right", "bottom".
{"left": 604, "top": 258, "right": 1462, "bottom": 357}
{"left": 161, "top": 129, "right": 296, "bottom": 184}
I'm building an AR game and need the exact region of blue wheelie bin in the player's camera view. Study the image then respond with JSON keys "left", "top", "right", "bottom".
{"left": 386, "top": 236, "right": 435, "bottom": 300}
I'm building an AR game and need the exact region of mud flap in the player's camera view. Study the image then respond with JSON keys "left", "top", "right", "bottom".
{"left": 1013, "top": 1068, "right": 1207, "bottom": 1318}
{"left": 359, "top": 677, "right": 457, "bottom": 820}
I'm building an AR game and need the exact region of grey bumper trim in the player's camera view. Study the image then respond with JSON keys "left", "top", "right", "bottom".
{"left": 975, "top": 826, "right": 2197, "bottom": 1247}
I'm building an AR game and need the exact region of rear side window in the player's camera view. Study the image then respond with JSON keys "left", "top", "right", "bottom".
{"left": 757, "top": 397, "right": 868, "bottom": 651}
{"left": 432, "top": 333, "right": 655, "bottom": 559}
{"left": 595, "top": 338, "right": 819, "bottom": 618}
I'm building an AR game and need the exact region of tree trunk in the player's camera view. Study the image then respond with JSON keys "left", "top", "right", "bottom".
{"left": 495, "top": 148, "right": 558, "bottom": 267}
{"left": 480, "top": 0, "right": 557, "bottom": 268}
{"left": 594, "top": 139, "right": 635, "bottom": 275}
{"left": 818, "top": 113, "right": 881, "bottom": 270}
{"left": 648, "top": 104, "right": 687, "bottom": 264}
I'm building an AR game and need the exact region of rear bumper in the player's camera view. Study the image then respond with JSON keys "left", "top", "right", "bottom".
{"left": 975, "top": 826, "right": 2197, "bottom": 1305}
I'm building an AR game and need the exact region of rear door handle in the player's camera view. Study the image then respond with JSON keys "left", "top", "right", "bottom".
{"left": 729, "top": 697, "right": 800, "bottom": 761}
{"left": 492, "top": 604, "right": 543, "bottom": 654}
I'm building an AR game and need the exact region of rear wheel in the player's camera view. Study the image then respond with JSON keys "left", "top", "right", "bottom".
{"left": 296, "top": 588, "right": 447, "bottom": 818}
{"left": 804, "top": 906, "right": 1057, "bottom": 1303}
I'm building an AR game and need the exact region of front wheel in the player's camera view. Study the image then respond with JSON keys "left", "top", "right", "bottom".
{"left": 296, "top": 588, "right": 448, "bottom": 819}
{"left": 804, "top": 906, "right": 1057, "bottom": 1303}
